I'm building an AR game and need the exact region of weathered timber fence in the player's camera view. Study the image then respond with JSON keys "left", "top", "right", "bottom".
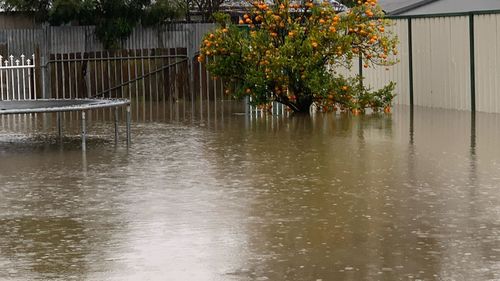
{"left": 341, "top": 10, "right": 500, "bottom": 113}
{"left": 0, "top": 23, "right": 227, "bottom": 104}
{"left": 49, "top": 49, "right": 189, "bottom": 100}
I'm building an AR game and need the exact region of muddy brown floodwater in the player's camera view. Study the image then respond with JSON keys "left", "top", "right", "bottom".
{"left": 0, "top": 102, "right": 499, "bottom": 281}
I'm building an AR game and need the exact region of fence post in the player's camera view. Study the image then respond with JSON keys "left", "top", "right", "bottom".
{"left": 408, "top": 18, "right": 414, "bottom": 107}
{"left": 469, "top": 13, "right": 476, "bottom": 112}
{"left": 41, "top": 56, "right": 48, "bottom": 99}
{"left": 42, "top": 25, "right": 52, "bottom": 99}
{"left": 358, "top": 53, "right": 363, "bottom": 89}
{"left": 187, "top": 24, "right": 195, "bottom": 103}
{"left": 34, "top": 45, "right": 42, "bottom": 99}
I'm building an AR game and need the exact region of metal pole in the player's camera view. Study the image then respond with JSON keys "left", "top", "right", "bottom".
{"left": 126, "top": 105, "right": 131, "bottom": 145}
{"left": 114, "top": 107, "right": 119, "bottom": 143}
{"left": 10, "top": 56, "right": 15, "bottom": 100}
{"left": 16, "top": 60, "right": 20, "bottom": 100}
{"left": 5, "top": 59, "right": 9, "bottom": 100}
{"left": 21, "top": 55, "right": 26, "bottom": 100}
{"left": 81, "top": 111, "right": 86, "bottom": 152}
{"left": 408, "top": 18, "right": 414, "bottom": 107}
{"left": 469, "top": 13, "right": 476, "bottom": 112}
{"left": 32, "top": 59, "right": 37, "bottom": 99}
{"left": 0, "top": 56, "right": 3, "bottom": 100}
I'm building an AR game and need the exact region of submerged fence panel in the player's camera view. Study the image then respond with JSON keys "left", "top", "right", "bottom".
{"left": 47, "top": 48, "right": 209, "bottom": 102}
{"left": 352, "top": 12, "right": 500, "bottom": 113}
{"left": 412, "top": 16, "right": 471, "bottom": 110}
{"left": 474, "top": 13, "right": 500, "bottom": 113}
{"left": 364, "top": 19, "right": 410, "bottom": 106}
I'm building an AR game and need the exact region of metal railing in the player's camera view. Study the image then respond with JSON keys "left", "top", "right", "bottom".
{"left": 0, "top": 54, "right": 36, "bottom": 100}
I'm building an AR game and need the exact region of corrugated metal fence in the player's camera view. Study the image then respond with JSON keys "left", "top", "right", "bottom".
{"left": 343, "top": 10, "right": 500, "bottom": 113}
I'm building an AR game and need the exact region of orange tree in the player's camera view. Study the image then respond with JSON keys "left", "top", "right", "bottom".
{"left": 199, "top": 0, "right": 398, "bottom": 114}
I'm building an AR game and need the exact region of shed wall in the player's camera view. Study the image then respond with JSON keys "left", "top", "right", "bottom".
{"left": 474, "top": 13, "right": 500, "bottom": 113}
{"left": 411, "top": 16, "right": 470, "bottom": 110}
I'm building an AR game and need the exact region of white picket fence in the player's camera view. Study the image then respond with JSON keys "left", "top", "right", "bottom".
{"left": 0, "top": 54, "right": 36, "bottom": 100}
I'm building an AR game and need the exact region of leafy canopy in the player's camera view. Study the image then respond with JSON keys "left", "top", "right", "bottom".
{"left": 200, "top": 0, "right": 398, "bottom": 113}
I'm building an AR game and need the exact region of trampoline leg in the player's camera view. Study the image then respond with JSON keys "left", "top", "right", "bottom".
{"left": 114, "top": 107, "right": 119, "bottom": 143}
{"left": 126, "top": 105, "right": 131, "bottom": 145}
{"left": 81, "top": 111, "right": 87, "bottom": 152}
{"left": 57, "top": 112, "right": 63, "bottom": 139}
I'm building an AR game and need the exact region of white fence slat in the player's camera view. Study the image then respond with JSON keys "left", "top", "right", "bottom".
{"left": 0, "top": 54, "right": 36, "bottom": 100}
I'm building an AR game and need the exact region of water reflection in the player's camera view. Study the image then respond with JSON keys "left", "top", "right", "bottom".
{"left": 0, "top": 102, "right": 500, "bottom": 280}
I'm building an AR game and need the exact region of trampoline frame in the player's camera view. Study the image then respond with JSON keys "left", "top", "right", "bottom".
{"left": 0, "top": 99, "right": 131, "bottom": 151}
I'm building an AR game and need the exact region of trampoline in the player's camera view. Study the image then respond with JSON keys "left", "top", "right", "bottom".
{"left": 0, "top": 99, "right": 131, "bottom": 151}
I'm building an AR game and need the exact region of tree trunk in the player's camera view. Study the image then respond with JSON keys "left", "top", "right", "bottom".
{"left": 294, "top": 95, "right": 313, "bottom": 114}
{"left": 277, "top": 94, "right": 313, "bottom": 114}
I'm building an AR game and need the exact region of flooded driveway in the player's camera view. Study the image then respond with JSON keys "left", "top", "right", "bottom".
{"left": 0, "top": 103, "right": 499, "bottom": 280}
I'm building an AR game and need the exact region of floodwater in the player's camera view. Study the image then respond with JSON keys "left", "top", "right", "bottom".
{"left": 0, "top": 102, "right": 500, "bottom": 281}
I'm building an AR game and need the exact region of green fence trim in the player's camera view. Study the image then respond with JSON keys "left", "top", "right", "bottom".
{"left": 408, "top": 18, "right": 414, "bottom": 106}
{"left": 469, "top": 14, "right": 476, "bottom": 112}
{"left": 386, "top": 9, "right": 500, "bottom": 20}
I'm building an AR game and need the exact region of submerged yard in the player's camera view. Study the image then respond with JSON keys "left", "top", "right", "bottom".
{"left": 0, "top": 103, "right": 499, "bottom": 280}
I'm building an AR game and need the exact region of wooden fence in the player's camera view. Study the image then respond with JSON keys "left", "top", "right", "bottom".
{"left": 0, "top": 23, "right": 226, "bottom": 104}
{"left": 47, "top": 48, "right": 226, "bottom": 102}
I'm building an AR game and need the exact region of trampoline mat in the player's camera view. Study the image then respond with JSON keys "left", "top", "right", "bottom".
{"left": 0, "top": 99, "right": 130, "bottom": 115}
